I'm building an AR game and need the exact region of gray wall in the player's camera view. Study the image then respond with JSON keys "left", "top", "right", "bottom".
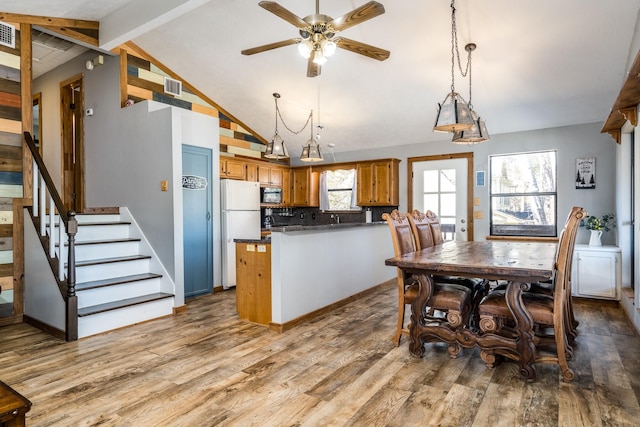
{"left": 298, "top": 122, "right": 617, "bottom": 245}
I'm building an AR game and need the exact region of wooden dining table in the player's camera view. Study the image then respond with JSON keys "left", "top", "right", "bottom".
{"left": 385, "top": 240, "right": 558, "bottom": 382}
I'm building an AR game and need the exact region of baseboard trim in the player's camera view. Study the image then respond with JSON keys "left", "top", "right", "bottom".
{"left": 23, "top": 315, "right": 65, "bottom": 340}
{"left": 173, "top": 305, "right": 187, "bottom": 315}
{"left": 268, "top": 279, "right": 396, "bottom": 333}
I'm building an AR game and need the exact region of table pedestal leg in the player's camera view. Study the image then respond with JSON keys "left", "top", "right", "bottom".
{"left": 505, "top": 281, "right": 537, "bottom": 381}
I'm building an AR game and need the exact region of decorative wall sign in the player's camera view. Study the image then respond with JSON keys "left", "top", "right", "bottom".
{"left": 182, "top": 175, "right": 208, "bottom": 190}
{"left": 475, "top": 170, "right": 485, "bottom": 187}
{"left": 576, "top": 157, "right": 595, "bottom": 189}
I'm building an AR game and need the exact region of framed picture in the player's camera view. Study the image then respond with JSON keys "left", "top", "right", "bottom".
{"left": 475, "top": 170, "right": 485, "bottom": 187}
{"left": 576, "top": 157, "right": 595, "bottom": 189}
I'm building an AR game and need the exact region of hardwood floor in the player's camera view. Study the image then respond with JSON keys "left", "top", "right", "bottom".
{"left": 1, "top": 281, "right": 640, "bottom": 426}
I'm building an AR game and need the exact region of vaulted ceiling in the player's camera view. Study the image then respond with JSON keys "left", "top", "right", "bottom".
{"left": 3, "top": 0, "right": 640, "bottom": 154}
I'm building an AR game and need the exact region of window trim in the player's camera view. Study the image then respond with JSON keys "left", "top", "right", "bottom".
{"left": 489, "top": 150, "right": 558, "bottom": 238}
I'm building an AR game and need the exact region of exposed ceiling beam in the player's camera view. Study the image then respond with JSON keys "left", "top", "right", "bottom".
{"left": 99, "top": 0, "right": 210, "bottom": 51}
{"left": 0, "top": 12, "right": 98, "bottom": 29}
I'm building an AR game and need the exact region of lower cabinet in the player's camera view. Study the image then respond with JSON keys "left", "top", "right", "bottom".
{"left": 571, "top": 244, "right": 621, "bottom": 300}
{"left": 235, "top": 242, "right": 271, "bottom": 325}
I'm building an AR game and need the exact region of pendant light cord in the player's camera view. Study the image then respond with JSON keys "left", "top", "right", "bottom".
{"left": 449, "top": 0, "right": 471, "bottom": 93}
{"left": 275, "top": 100, "right": 312, "bottom": 136}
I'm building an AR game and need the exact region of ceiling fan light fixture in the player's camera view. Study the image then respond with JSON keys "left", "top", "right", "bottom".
{"left": 323, "top": 40, "right": 336, "bottom": 57}
{"left": 311, "top": 49, "right": 327, "bottom": 65}
{"left": 298, "top": 40, "right": 312, "bottom": 58}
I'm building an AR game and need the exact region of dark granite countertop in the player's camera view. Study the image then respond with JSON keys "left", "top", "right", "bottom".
{"left": 234, "top": 238, "right": 271, "bottom": 244}
{"left": 269, "top": 221, "right": 386, "bottom": 233}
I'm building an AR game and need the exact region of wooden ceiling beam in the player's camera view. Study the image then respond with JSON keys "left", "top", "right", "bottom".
{"left": 0, "top": 12, "right": 98, "bottom": 30}
{"left": 46, "top": 26, "right": 98, "bottom": 47}
{"left": 601, "top": 49, "right": 640, "bottom": 143}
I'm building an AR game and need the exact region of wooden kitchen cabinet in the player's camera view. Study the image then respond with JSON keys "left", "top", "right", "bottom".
{"left": 281, "top": 169, "right": 291, "bottom": 206}
{"left": 291, "top": 167, "right": 319, "bottom": 206}
{"left": 236, "top": 242, "right": 271, "bottom": 325}
{"left": 220, "top": 157, "right": 247, "bottom": 180}
{"left": 357, "top": 158, "right": 400, "bottom": 206}
{"left": 571, "top": 244, "right": 621, "bottom": 300}
{"left": 246, "top": 162, "right": 258, "bottom": 182}
{"left": 258, "top": 165, "right": 283, "bottom": 187}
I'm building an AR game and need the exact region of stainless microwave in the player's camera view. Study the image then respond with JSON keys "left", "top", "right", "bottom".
{"left": 261, "top": 187, "right": 282, "bottom": 204}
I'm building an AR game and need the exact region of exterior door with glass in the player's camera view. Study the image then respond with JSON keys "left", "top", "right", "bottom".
{"left": 411, "top": 157, "right": 470, "bottom": 241}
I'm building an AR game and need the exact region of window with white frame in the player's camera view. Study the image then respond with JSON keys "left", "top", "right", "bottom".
{"left": 320, "top": 169, "right": 360, "bottom": 211}
{"left": 489, "top": 150, "right": 557, "bottom": 237}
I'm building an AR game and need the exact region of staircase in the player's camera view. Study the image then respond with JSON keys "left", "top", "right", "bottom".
{"left": 70, "top": 213, "right": 174, "bottom": 338}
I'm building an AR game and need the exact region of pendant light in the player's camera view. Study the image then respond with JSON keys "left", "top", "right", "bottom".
{"left": 264, "top": 93, "right": 290, "bottom": 159}
{"left": 433, "top": 0, "right": 474, "bottom": 133}
{"left": 453, "top": 43, "right": 490, "bottom": 144}
{"left": 300, "top": 110, "right": 323, "bottom": 162}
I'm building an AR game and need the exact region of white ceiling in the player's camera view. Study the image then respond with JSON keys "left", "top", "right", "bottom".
{"left": 3, "top": 0, "right": 640, "bottom": 154}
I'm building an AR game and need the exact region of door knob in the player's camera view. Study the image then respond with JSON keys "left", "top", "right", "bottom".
{"left": 460, "top": 219, "right": 466, "bottom": 223}
{"left": 461, "top": 228, "right": 466, "bottom": 232}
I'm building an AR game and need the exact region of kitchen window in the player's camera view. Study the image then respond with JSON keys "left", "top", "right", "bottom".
{"left": 320, "top": 169, "right": 360, "bottom": 211}
{"left": 489, "top": 150, "right": 557, "bottom": 237}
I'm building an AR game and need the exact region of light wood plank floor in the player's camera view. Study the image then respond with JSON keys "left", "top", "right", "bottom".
{"left": 1, "top": 281, "right": 640, "bottom": 426}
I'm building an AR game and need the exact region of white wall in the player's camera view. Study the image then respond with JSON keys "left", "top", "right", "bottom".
{"left": 299, "top": 122, "right": 616, "bottom": 245}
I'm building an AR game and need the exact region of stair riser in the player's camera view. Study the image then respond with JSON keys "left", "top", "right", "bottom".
{"left": 77, "top": 278, "right": 163, "bottom": 309}
{"left": 74, "top": 241, "right": 141, "bottom": 262}
{"left": 77, "top": 298, "right": 174, "bottom": 338}
{"left": 76, "top": 214, "right": 121, "bottom": 224}
{"left": 75, "top": 259, "right": 151, "bottom": 283}
{"left": 74, "top": 224, "right": 131, "bottom": 242}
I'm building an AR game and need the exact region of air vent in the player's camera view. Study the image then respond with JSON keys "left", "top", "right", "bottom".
{"left": 0, "top": 22, "right": 15, "bottom": 49}
{"left": 164, "top": 77, "right": 182, "bottom": 97}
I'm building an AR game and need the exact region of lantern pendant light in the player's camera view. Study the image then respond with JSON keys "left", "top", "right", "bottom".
{"left": 264, "top": 93, "right": 290, "bottom": 159}
{"left": 453, "top": 43, "right": 490, "bottom": 144}
{"left": 300, "top": 110, "right": 323, "bottom": 162}
{"left": 433, "top": 0, "right": 474, "bottom": 133}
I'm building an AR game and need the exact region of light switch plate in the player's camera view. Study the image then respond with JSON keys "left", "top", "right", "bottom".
{"left": 474, "top": 211, "right": 483, "bottom": 219}
{"left": 161, "top": 180, "right": 168, "bottom": 191}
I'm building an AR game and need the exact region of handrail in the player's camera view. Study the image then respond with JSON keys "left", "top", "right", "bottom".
{"left": 23, "top": 131, "right": 78, "bottom": 341}
{"left": 23, "top": 131, "right": 69, "bottom": 225}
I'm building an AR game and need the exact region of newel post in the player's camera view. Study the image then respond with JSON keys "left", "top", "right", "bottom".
{"left": 65, "top": 211, "right": 78, "bottom": 341}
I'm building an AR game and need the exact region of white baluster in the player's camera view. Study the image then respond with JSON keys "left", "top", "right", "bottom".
{"left": 39, "top": 175, "right": 46, "bottom": 237}
{"left": 32, "top": 161, "right": 38, "bottom": 216}
{"left": 49, "top": 194, "right": 55, "bottom": 258}
{"left": 58, "top": 219, "right": 66, "bottom": 281}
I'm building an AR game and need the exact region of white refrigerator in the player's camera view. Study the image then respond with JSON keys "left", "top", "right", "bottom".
{"left": 221, "top": 179, "right": 261, "bottom": 289}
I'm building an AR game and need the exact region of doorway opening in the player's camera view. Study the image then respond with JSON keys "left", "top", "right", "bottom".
{"left": 60, "top": 75, "right": 84, "bottom": 212}
{"left": 408, "top": 152, "right": 474, "bottom": 241}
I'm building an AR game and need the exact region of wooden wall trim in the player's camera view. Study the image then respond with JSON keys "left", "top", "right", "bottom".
{"left": 20, "top": 24, "right": 32, "bottom": 199}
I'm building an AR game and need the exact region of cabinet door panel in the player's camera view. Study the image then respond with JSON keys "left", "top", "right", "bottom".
{"left": 574, "top": 250, "right": 618, "bottom": 299}
{"left": 225, "top": 159, "right": 246, "bottom": 180}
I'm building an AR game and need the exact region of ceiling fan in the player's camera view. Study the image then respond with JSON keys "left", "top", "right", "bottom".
{"left": 241, "top": 1, "right": 390, "bottom": 77}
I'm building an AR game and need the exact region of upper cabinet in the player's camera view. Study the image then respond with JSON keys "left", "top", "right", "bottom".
{"left": 258, "top": 165, "right": 283, "bottom": 187}
{"left": 220, "top": 157, "right": 247, "bottom": 180}
{"left": 357, "top": 159, "right": 400, "bottom": 206}
{"left": 290, "top": 167, "right": 319, "bottom": 207}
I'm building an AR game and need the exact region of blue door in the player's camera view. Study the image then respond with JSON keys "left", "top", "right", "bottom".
{"left": 182, "top": 145, "right": 213, "bottom": 297}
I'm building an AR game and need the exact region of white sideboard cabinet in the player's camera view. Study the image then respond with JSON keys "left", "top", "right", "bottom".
{"left": 571, "top": 244, "right": 621, "bottom": 300}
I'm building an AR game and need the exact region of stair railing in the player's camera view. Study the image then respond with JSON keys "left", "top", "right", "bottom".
{"left": 23, "top": 131, "right": 78, "bottom": 341}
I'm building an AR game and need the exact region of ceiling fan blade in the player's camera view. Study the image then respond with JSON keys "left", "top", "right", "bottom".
{"left": 329, "top": 1, "right": 385, "bottom": 32}
{"left": 307, "top": 57, "right": 321, "bottom": 78}
{"left": 241, "top": 38, "right": 300, "bottom": 56}
{"left": 334, "top": 37, "right": 390, "bottom": 61}
{"left": 259, "top": 1, "right": 308, "bottom": 29}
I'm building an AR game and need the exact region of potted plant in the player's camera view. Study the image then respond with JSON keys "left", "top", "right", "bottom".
{"left": 579, "top": 213, "right": 615, "bottom": 246}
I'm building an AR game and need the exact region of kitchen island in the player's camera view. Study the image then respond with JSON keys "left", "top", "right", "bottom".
{"left": 235, "top": 221, "right": 394, "bottom": 331}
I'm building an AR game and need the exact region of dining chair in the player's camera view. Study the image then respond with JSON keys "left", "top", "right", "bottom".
{"left": 476, "top": 206, "right": 584, "bottom": 382}
{"left": 383, "top": 209, "right": 473, "bottom": 349}
{"left": 407, "top": 209, "right": 490, "bottom": 325}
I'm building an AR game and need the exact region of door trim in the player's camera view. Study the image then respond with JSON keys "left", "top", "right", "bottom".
{"left": 407, "top": 152, "right": 474, "bottom": 240}
{"left": 60, "top": 74, "right": 84, "bottom": 212}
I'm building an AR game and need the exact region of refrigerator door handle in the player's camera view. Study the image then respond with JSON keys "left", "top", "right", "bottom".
{"left": 227, "top": 215, "right": 232, "bottom": 243}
